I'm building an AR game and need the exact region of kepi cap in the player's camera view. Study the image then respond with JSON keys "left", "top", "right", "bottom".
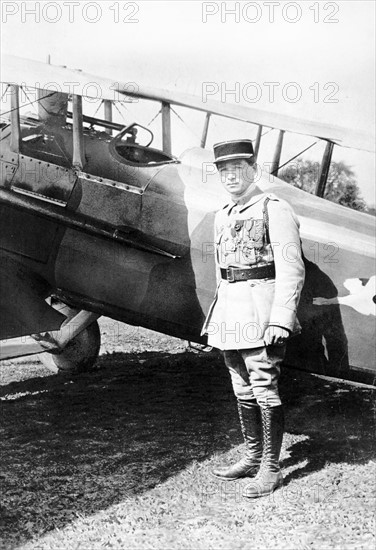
{"left": 213, "top": 139, "right": 254, "bottom": 165}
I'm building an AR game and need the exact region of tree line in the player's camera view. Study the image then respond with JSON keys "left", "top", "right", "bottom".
{"left": 279, "top": 159, "right": 375, "bottom": 215}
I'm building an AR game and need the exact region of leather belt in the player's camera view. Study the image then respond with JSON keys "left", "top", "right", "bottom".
{"left": 220, "top": 264, "right": 275, "bottom": 283}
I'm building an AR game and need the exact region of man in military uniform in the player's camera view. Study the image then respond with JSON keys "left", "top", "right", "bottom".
{"left": 202, "top": 139, "right": 305, "bottom": 498}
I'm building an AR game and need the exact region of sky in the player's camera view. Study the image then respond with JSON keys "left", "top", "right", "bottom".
{"left": 1, "top": 0, "right": 375, "bottom": 204}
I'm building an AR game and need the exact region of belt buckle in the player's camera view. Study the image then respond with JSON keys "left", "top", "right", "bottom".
{"left": 226, "top": 267, "right": 235, "bottom": 283}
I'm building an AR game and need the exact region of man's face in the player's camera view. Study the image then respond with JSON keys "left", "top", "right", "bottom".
{"left": 217, "top": 159, "right": 256, "bottom": 197}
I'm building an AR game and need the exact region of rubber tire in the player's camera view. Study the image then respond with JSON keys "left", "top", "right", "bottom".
{"left": 37, "top": 301, "right": 101, "bottom": 375}
{"left": 38, "top": 321, "right": 101, "bottom": 374}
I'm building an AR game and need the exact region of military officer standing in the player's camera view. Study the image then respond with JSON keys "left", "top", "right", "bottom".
{"left": 202, "top": 139, "right": 305, "bottom": 498}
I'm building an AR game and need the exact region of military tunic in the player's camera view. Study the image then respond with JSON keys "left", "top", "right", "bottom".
{"left": 202, "top": 192, "right": 305, "bottom": 350}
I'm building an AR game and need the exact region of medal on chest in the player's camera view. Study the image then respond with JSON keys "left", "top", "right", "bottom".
{"left": 226, "top": 219, "right": 243, "bottom": 252}
{"left": 230, "top": 219, "right": 244, "bottom": 237}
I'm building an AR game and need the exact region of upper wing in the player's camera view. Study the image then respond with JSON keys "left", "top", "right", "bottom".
{"left": 1, "top": 54, "right": 374, "bottom": 152}
{"left": 1, "top": 54, "right": 133, "bottom": 103}
{"left": 117, "top": 85, "right": 375, "bottom": 153}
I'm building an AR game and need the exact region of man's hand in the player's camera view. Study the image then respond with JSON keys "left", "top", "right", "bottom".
{"left": 263, "top": 326, "right": 290, "bottom": 347}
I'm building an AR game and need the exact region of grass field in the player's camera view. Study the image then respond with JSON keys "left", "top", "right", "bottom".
{"left": 0, "top": 318, "right": 375, "bottom": 549}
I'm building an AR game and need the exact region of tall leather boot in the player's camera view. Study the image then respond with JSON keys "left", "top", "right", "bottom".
{"left": 243, "top": 405, "right": 284, "bottom": 498}
{"left": 212, "top": 399, "right": 262, "bottom": 481}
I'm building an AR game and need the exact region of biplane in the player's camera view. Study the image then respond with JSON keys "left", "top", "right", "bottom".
{"left": 0, "top": 55, "right": 375, "bottom": 385}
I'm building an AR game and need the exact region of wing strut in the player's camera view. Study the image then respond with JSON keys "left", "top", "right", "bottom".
{"left": 201, "top": 113, "right": 211, "bottom": 148}
{"left": 271, "top": 130, "right": 285, "bottom": 176}
{"left": 161, "top": 101, "right": 172, "bottom": 155}
{"left": 315, "top": 141, "right": 334, "bottom": 197}
{"left": 104, "top": 100, "right": 113, "bottom": 135}
{"left": 72, "top": 94, "right": 84, "bottom": 169}
{"left": 10, "top": 85, "right": 21, "bottom": 153}
{"left": 254, "top": 125, "right": 262, "bottom": 160}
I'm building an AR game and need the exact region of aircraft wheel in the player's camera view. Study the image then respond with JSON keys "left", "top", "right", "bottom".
{"left": 38, "top": 302, "right": 101, "bottom": 375}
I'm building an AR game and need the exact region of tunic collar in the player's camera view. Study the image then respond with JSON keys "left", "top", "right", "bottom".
{"left": 227, "top": 192, "right": 266, "bottom": 215}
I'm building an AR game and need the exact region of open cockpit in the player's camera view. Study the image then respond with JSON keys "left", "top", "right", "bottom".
{"left": 109, "top": 123, "right": 178, "bottom": 166}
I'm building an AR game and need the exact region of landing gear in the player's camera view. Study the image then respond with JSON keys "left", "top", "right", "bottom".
{"left": 37, "top": 301, "right": 101, "bottom": 375}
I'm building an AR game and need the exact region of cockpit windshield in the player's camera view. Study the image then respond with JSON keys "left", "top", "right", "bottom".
{"left": 110, "top": 123, "right": 179, "bottom": 166}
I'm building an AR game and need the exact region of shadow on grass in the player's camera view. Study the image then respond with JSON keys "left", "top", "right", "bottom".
{"left": 278, "top": 367, "right": 376, "bottom": 484}
{"left": 0, "top": 351, "right": 375, "bottom": 547}
{"left": 0, "top": 350, "right": 234, "bottom": 547}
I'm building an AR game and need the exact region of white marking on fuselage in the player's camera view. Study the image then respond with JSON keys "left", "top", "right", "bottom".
{"left": 313, "top": 276, "right": 376, "bottom": 316}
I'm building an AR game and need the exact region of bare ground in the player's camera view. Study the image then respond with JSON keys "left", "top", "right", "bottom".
{"left": 0, "top": 318, "right": 375, "bottom": 550}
